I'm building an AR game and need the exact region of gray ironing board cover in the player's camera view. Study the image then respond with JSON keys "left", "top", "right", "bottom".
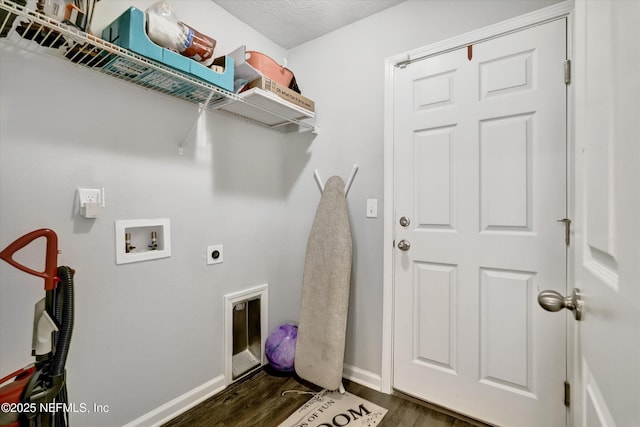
{"left": 295, "top": 176, "right": 352, "bottom": 391}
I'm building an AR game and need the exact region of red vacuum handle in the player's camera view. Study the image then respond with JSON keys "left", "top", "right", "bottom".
{"left": 0, "top": 229, "right": 60, "bottom": 291}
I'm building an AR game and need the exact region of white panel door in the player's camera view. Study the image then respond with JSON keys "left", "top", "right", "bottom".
{"left": 573, "top": 1, "right": 640, "bottom": 426}
{"left": 393, "top": 19, "right": 568, "bottom": 426}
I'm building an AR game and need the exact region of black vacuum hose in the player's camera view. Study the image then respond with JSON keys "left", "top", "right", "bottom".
{"left": 52, "top": 266, "right": 74, "bottom": 377}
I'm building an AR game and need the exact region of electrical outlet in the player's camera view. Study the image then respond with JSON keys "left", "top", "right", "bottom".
{"left": 207, "top": 244, "right": 223, "bottom": 265}
{"left": 78, "top": 188, "right": 104, "bottom": 207}
{"left": 78, "top": 188, "right": 104, "bottom": 218}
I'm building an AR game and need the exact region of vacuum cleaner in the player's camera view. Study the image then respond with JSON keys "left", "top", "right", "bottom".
{"left": 0, "top": 229, "right": 75, "bottom": 427}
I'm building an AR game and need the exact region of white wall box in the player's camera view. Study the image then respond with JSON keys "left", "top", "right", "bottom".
{"left": 115, "top": 219, "right": 171, "bottom": 264}
{"left": 0, "top": 1, "right": 318, "bottom": 135}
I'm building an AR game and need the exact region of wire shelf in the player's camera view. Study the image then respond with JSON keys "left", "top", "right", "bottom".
{"left": 0, "top": 0, "right": 317, "bottom": 133}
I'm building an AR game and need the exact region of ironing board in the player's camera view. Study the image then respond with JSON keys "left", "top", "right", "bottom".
{"left": 295, "top": 176, "right": 352, "bottom": 391}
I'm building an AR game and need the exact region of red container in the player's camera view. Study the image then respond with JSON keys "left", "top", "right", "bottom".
{"left": 246, "top": 51, "right": 293, "bottom": 87}
{"left": 181, "top": 24, "right": 216, "bottom": 66}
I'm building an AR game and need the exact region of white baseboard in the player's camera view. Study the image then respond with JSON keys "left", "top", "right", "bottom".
{"left": 342, "top": 364, "right": 383, "bottom": 392}
{"left": 123, "top": 375, "right": 226, "bottom": 427}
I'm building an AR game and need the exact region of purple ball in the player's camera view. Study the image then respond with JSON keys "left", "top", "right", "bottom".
{"left": 265, "top": 323, "right": 298, "bottom": 372}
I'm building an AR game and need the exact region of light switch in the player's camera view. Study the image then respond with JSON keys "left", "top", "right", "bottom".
{"left": 366, "top": 199, "right": 378, "bottom": 218}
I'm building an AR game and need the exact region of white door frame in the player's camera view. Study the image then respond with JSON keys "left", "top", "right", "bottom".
{"left": 382, "top": 0, "right": 575, "bottom": 408}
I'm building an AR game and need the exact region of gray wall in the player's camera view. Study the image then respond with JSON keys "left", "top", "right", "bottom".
{"left": 0, "top": 0, "right": 560, "bottom": 425}
{"left": 286, "top": 0, "right": 562, "bottom": 379}
{"left": 0, "top": 2, "right": 299, "bottom": 426}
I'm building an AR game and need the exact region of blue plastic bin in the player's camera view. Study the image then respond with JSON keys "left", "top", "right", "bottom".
{"left": 102, "top": 7, "right": 234, "bottom": 92}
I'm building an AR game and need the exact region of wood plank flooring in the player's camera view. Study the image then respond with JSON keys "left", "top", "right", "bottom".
{"left": 162, "top": 367, "right": 492, "bottom": 427}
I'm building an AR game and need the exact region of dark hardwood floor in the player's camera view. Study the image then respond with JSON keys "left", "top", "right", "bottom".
{"left": 162, "top": 367, "right": 492, "bottom": 427}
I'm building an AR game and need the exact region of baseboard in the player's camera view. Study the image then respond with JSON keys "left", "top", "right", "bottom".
{"left": 342, "top": 363, "right": 383, "bottom": 392}
{"left": 123, "top": 375, "right": 226, "bottom": 427}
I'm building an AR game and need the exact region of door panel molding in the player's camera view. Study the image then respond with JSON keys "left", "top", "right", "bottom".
{"left": 572, "top": 1, "right": 640, "bottom": 426}
{"left": 381, "top": 0, "right": 574, "bottom": 405}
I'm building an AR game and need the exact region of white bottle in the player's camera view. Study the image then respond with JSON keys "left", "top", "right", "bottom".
{"left": 146, "top": 1, "right": 215, "bottom": 66}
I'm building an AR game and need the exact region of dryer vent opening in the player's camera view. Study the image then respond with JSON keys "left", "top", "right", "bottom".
{"left": 232, "top": 298, "right": 261, "bottom": 379}
{"left": 224, "top": 284, "right": 268, "bottom": 384}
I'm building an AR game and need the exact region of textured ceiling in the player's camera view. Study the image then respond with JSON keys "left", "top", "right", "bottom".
{"left": 212, "top": 0, "right": 405, "bottom": 49}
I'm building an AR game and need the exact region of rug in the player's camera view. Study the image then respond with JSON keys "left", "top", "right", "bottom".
{"left": 278, "top": 390, "right": 388, "bottom": 427}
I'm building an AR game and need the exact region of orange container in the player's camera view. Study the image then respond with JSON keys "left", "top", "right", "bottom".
{"left": 246, "top": 51, "right": 293, "bottom": 87}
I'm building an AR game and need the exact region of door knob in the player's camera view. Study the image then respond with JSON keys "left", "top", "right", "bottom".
{"left": 538, "top": 288, "right": 583, "bottom": 321}
{"left": 397, "top": 240, "right": 411, "bottom": 251}
{"left": 399, "top": 216, "right": 410, "bottom": 227}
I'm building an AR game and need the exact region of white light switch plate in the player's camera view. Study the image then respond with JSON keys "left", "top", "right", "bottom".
{"left": 366, "top": 199, "right": 378, "bottom": 218}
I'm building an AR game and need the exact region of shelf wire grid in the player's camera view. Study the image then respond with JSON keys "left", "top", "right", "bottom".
{"left": 0, "top": 0, "right": 315, "bottom": 132}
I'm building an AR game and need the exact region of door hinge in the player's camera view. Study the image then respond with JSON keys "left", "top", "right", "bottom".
{"left": 557, "top": 218, "right": 572, "bottom": 246}
{"left": 564, "top": 381, "right": 571, "bottom": 407}
{"left": 564, "top": 60, "right": 571, "bottom": 85}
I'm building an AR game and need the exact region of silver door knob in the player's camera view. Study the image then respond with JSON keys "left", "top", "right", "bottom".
{"left": 399, "top": 216, "right": 410, "bottom": 227}
{"left": 538, "top": 288, "right": 583, "bottom": 321}
{"left": 397, "top": 239, "right": 411, "bottom": 251}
